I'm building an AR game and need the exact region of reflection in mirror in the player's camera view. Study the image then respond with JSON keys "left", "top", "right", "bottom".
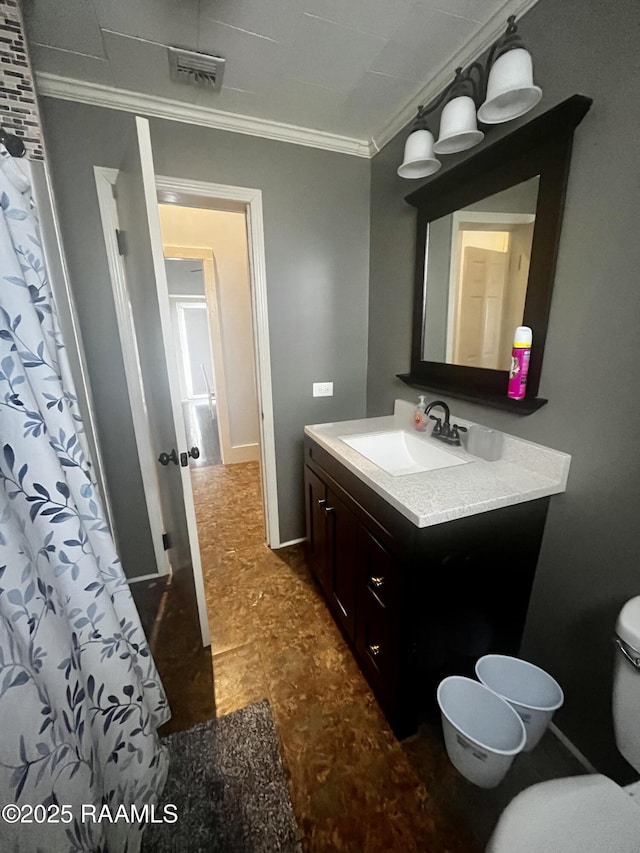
{"left": 422, "top": 176, "right": 539, "bottom": 370}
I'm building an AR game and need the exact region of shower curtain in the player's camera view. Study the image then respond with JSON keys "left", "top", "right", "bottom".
{"left": 0, "top": 149, "right": 169, "bottom": 851}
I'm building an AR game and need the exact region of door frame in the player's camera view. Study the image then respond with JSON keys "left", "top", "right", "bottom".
{"left": 94, "top": 167, "right": 281, "bottom": 561}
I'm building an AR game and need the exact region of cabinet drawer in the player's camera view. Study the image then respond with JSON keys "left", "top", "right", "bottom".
{"left": 359, "top": 525, "right": 397, "bottom": 610}
{"left": 356, "top": 585, "right": 398, "bottom": 701}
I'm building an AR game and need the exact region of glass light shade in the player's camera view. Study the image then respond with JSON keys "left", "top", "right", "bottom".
{"left": 477, "top": 48, "right": 542, "bottom": 124}
{"left": 397, "top": 129, "right": 441, "bottom": 179}
{"left": 434, "top": 95, "right": 484, "bottom": 154}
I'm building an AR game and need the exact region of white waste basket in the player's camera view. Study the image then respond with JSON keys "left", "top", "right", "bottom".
{"left": 437, "top": 675, "right": 526, "bottom": 788}
{"left": 475, "top": 654, "right": 564, "bottom": 751}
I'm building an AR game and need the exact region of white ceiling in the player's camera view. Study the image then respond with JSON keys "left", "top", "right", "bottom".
{"left": 22, "top": 0, "right": 536, "bottom": 152}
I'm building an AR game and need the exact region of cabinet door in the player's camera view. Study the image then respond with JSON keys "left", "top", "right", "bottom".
{"left": 306, "top": 467, "right": 329, "bottom": 591}
{"left": 325, "top": 487, "right": 358, "bottom": 640}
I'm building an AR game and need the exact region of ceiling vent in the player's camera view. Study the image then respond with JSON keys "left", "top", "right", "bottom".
{"left": 168, "top": 46, "right": 225, "bottom": 91}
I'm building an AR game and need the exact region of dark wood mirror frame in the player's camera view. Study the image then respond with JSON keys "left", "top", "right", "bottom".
{"left": 398, "top": 94, "right": 592, "bottom": 414}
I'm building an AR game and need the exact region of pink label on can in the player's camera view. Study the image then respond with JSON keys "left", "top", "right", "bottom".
{"left": 508, "top": 347, "right": 530, "bottom": 399}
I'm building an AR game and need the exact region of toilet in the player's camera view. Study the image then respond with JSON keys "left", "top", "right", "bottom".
{"left": 487, "top": 595, "right": 640, "bottom": 853}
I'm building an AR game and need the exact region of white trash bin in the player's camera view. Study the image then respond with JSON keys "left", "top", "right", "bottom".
{"left": 475, "top": 654, "right": 564, "bottom": 751}
{"left": 437, "top": 675, "right": 526, "bottom": 788}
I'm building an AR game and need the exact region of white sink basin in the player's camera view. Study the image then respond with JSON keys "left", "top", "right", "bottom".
{"left": 340, "top": 429, "right": 469, "bottom": 476}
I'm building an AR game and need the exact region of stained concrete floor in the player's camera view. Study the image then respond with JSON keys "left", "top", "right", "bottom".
{"left": 132, "top": 459, "right": 585, "bottom": 852}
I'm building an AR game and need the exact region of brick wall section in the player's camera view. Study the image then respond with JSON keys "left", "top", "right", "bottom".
{"left": 0, "top": 0, "right": 43, "bottom": 159}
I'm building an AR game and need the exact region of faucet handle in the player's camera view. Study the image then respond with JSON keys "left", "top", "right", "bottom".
{"left": 451, "top": 423, "right": 467, "bottom": 444}
{"left": 429, "top": 415, "right": 442, "bottom": 435}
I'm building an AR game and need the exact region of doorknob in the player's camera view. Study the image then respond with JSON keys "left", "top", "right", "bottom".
{"left": 158, "top": 448, "right": 178, "bottom": 466}
{"left": 180, "top": 447, "right": 201, "bottom": 467}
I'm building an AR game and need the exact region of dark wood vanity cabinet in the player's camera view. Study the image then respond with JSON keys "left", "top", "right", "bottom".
{"left": 304, "top": 434, "right": 550, "bottom": 738}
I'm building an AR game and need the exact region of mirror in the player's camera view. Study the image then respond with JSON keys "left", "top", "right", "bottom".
{"left": 422, "top": 176, "right": 539, "bottom": 370}
{"left": 400, "top": 95, "right": 592, "bottom": 413}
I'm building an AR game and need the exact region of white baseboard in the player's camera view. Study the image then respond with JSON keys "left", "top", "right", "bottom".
{"left": 127, "top": 571, "right": 165, "bottom": 584}
{"left": 548, "top": 722, "right": 598, "bottom": 774}
{"left": 275, "top": 537, "right": 306, "bottom": 549}
{"left": 223, "top": 442, "right": 260, "bottom": 464}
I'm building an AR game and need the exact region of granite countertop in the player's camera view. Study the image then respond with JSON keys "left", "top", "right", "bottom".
{"left": 304, "top": 400, "right": 571, "bottom": 528}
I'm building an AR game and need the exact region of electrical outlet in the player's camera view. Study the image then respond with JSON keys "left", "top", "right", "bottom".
{"left": 313, "top": 382, "right": 333, "bottom": 397}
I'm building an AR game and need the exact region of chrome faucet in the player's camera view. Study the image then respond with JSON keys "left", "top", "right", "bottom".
{"left": 423, "top": 400, "right": 467, "bottom": 446}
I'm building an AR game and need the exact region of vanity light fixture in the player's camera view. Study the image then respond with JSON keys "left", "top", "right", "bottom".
{"left": 398, "top": 16, "right": 542, "bottom": 179}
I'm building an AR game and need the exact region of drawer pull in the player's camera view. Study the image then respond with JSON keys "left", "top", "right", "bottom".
{"left": 368, "top": 643, "right": 382, "bottom": 658}
{"left": 317, "top": 498, "right": 326, "bottom": 506}
{"left": 369, "top": 575, "right": 385, "bottom": 589}
{"left": 324, "top": 505, "right": 335, "bottom": 514}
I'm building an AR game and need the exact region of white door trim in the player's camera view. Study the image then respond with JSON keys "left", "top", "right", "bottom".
{"left": 93, "top": 165, "right": 171, "bottom": 576}
{"left": 156, "top": 176, "right": 280, "bottom": 548}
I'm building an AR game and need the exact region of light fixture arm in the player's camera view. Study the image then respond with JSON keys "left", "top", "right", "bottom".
{"left": 411, "top": 14, "right": 527, "bottom": 128}
{"left": 461, "top": 62, "right": 485, "bottom": 104}
{"left": 399, "top": 14, "right": 540, "bottom": 178}
{"left": 490, "top": 15, "right": 526, "bottom": 61}
{"left": 479, "top": 15, "right": 527, "bottom": 100}
{"left": 412, "top": 67, "right": 469, "bottom": 129}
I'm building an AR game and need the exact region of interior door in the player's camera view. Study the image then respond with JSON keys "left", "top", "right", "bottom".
{"left": 115, "top": 116, "right": 210, "bottom": 646}
{"left": 454, "top": 246, "right": 508, "bottom": 369}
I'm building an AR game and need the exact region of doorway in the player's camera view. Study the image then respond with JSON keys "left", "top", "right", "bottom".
{"left": 164, "top": 257, "right": 221, "bottom": 466}
{"left": 157, "top": 201, "right": 266, "bottom": 565}
{"left": 158, "top": 204, "right": 262, "bottom": 468}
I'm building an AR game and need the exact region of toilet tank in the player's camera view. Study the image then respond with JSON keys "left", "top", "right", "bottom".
{"left": 613, "top": 596, "right": 640, "bottom": 773}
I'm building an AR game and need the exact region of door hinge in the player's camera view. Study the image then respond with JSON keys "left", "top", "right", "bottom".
{"left": 115, "top": 229, "right": 127, "bottom": 256}
{"left": 162, "top": 532, "right": 171, "bottom": 551}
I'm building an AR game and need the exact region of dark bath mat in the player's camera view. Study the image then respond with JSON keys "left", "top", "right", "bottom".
{"left": 143, "top": 699, "right": 302, "bottom": 852}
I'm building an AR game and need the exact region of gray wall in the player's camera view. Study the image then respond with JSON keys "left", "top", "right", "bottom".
{"left": 41, "top": 98, "right": 370, "bottom": 555}
{"left": 165, "top": 258, "right": 205, "bottom": 296}
{"left": 466, "top": 175, "right": 539, "bottom": 215}
{"left": 368, "top": 0, "right": 640, "bottom": 778}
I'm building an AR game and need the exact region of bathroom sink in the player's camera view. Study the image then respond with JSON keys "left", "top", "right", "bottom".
{"left": 340, "top": 429, "right": 469, "bottom": 476}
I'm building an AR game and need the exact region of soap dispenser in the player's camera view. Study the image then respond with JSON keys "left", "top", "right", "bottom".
{"left": 413, "top": 395, "right": 428, "bottom": 432}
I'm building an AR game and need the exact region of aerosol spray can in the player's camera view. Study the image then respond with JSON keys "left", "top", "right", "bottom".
{"left": 508, "top": 326, "right": 532, "bottom": 400}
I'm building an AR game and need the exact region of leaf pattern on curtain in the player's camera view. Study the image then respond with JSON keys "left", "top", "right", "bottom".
{"left": 0, "top": 149, "right": 169, "bottom": 852}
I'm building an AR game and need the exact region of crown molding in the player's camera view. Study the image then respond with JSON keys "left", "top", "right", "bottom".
{"left": 370, "top": 0, "right": 542, "bottom": 154}
{"left": 35, "top": 72, "right": 373, "bottom": 158}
